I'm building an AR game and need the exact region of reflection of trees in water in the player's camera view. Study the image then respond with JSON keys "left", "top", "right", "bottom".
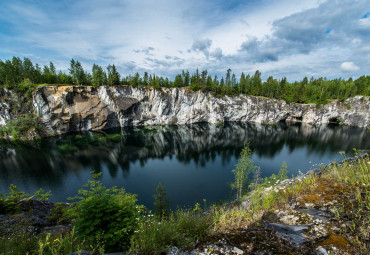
{"left": 0, "top": 122, "right": 368, "bottom": 186}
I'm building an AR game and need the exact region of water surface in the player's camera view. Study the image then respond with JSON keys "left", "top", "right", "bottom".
{"left": 0, "top": 122, "right": 368, "bottom": 209}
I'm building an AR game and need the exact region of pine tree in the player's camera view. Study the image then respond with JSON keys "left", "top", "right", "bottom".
{"left": 107, "top": 64, "right": 120, "bottom": 86}
{"left": 153, "top": 183, "right": 169, "bottom": 220}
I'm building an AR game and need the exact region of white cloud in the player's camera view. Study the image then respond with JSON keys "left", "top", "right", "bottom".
{"left": 0, "top": 0, "right": 369, "bottom": 80}
{"left": 340, "top": 62, "right": 360, "bottom": 72}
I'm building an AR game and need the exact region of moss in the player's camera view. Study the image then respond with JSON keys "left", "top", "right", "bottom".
{"left": 319, "top": 235, "right": 350, "bottom": 249}
{"left": 298, "top": 194, "right": 321, "bottom": 204}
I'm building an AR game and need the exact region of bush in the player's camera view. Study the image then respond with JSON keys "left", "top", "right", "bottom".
{"left": 0, "top": 184, "right": 29, "bottom": 214}
{"left": 0, "top": 185, "right": 52, "bottom": 215}
{"left": 0, "top": 114, "right": 43, "bottom": 140}
{"left": 68, "top": 172, "right": 144, "bottom": 252}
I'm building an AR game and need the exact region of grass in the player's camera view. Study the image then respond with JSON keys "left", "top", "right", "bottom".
{"left": 130, "top": 210, "right": 211, "bottom": 254}
{"left": 207, "top": 154, "right": 370, "bottom": 253}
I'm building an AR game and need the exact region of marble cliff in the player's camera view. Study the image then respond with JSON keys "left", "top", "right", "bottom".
{"left": 0, "top": 85, "right": 369, "bottom": 137}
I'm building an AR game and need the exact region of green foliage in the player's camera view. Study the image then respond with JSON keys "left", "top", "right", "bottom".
{"left": 36, "top": 228, "right": 104, "bottom": 255}
{"left": 68, "top": 171, "right": 143, "bottom": 252}
{"left": 153, "top": 183, "right": 169, "bottom": 221}
{"left": 0, "top": 222, "right": 40, "bottom": 254}
{"left": 34, "top": 188, "right": 52, "bottom": 201}
{"left": 277, "top": 161, "right": 288, "bottom": 181}
{"left": 0, "top": 185, "right": 52, "bottom": 215}
{"left": 107, "top": 64, "right": 120, "bottom": 86}
{"left": 1, "top": 227, "right": 97, "bottom": 255}
{"left": 130, "top": 210, "right": 211, "bottom": 254}
{"left": 0, "top": 114, "right": 43, "bottom": 140}
{"left": 1, "top": 56, "right": 369, "bottom": 105}
{"left": 259, "top": 162, "right": 289, "bottom": 189}
{"left": 69, "top": 59, "right": 86, "bottom": 85}
{"left": 0, "top": 184, "right": 28, "bottom": 214}
{"left": 231, "top": 144, "right": 256, "bottom": 199}
{"left": 92, "top": 64, "right": 107, "bottom": 87}
{"left": 45, "top": 202, "right": 70, "bottom": 225}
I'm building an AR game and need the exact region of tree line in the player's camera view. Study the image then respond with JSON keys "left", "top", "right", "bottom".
{"left": 1, "top": 56, "right": 369, "bottom": 104}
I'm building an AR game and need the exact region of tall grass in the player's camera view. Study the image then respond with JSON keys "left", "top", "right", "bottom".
{"left": 130, "top": 210, "right": 211, "bottom": 254}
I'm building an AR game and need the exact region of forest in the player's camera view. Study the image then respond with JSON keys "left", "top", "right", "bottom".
{"left": 0, "top": 56, "right": 369, "bottom": 105}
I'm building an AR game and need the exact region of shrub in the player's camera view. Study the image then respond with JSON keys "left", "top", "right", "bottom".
{"left": 0, "top": 114, "right": 43, "bottom": 140}
{"left": 0, "top": 185, "right": 52, "bottom": 215}
{"left": 33, "top": 188, "right": 52, "bottom": 201}
{"left": 0, "top": 184, "right": 29, "bottom": 214}
{"left": 153, "top": 183, "right": 169, "bottom": 220}
{"left": 68, "top": 172, "right": 143, "bottom": 252}
{"left": 45, "top": 202, "right": 70, "bottom": 225}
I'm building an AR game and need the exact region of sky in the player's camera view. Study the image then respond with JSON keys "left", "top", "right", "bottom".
{"left": 0, "top": 0, "right": 369, "bottom": 81}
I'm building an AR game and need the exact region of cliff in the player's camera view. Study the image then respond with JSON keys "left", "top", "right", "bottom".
{"left": 1, "top": 85, "right": 369, "bottom": 138}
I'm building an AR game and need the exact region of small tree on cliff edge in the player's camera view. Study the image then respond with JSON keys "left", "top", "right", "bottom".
{"left": 153, "top": 183, "right": 169, "bottom": 220}
{"left": 231, "top": 144, "right": 256, "bottom": 199}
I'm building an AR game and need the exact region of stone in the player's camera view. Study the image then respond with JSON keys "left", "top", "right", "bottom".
{"left": 233, "top": 246, "right": 244, "bottom": 254}
{"left": 316, "top": 247, "right": 329, "bottom": 255}
{"left": 26, "top": 86, "right": 370, "bottom": 137}
{"left": 0, "top": 215, "right": 9, "bottom": 221}
{"left": 42, "top": 224, "right": 72, "bottom": 235}
{"left": 280, "top": 214, "right": 300, "bottom": 225}
{"left": 267, "top": 223, "right": 309, "bottom": 246}
{"left": 67, "top": 251, "right": 96, "bottom": 255}
{"left": 296, "top": 208, "right": 331, "bottom": 222}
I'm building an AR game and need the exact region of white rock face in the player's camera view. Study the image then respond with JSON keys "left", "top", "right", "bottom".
{"left": 0, "top": 88, "right": 19, "bottom": 126}
{"left": 20, "top": 85, "right": 370, "bottom": 134}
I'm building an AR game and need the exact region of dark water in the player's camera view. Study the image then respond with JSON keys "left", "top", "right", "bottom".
{"left": 0, "top": 122, "right": 368, "bottom": 209}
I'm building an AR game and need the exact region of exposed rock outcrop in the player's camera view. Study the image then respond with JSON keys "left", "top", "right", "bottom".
{"left": 0, "top": 88, "right": 22, "bottom": 126}
{"left": 1, "top": 85, "right": 369, "bottom": 137}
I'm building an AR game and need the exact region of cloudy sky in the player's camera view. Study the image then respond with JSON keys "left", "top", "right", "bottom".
{"left": 0, "top": 0, "right": 369, "bottom": 80}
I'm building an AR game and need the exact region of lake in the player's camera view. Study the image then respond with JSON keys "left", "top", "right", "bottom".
{"left": 0, "top": 122, "right": 368, "bottom": 210}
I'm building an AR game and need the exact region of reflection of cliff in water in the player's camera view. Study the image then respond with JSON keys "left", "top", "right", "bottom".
{"left": 0, "top": 122, "right": 368, "bottom": 184}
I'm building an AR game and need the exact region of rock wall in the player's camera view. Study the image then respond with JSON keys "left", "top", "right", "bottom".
{"left": 1, "top": 85, "right": 369, "bottom": 136}
{"left": 31, "top": 85, "right": 369, "bottom": 135}
{"left": 0, "top": 88, "right": 21, "bottom": 126}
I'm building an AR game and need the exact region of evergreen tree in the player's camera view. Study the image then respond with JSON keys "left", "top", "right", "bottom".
{"left": 143, "top": 72, "right": 149, "bottom": 86}
{"left": 231, "top": 73, "right": 237, "bottom": 94}
{"left": 107, "top": 64, "right": 120, "bottom": 86}
{"left": 174, "top": 74, "right": 183, "bottom": 87}
{"left": 184, "top": 70, "right": 190, "bottom": 87}
{"left": 251, "top": 70, "right": 262, "bottom": 96}
{"left": 225, "top": 68, "right": 232, "bottom": 94}
{"left": 200, "top": 70, "right": 207, "bottom": 90}
{"left": 33, "top": 63, "right": 43, "bottom": 84}
{"left": 0, "top": 60, "right": 5, "bottom": 85}
{"left": 153, "top": 183, "right": 169, "bottom": 220}
{"left": 206, "top": 75, "right": 213, "bottom": 91}
{"left": 22, "top": 58, "right": 34, "bottom": 82}
{"left": 239, "top": 72, "right": 246, "bottom": 94}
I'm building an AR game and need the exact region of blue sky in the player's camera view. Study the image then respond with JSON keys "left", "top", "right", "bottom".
{"left": 0, "top": 0, "right": 369, "bottom": 80}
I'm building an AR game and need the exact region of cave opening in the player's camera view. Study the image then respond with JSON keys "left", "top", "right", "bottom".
{"left": 328, "top": 117, "right": 340, "bottom": 124}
